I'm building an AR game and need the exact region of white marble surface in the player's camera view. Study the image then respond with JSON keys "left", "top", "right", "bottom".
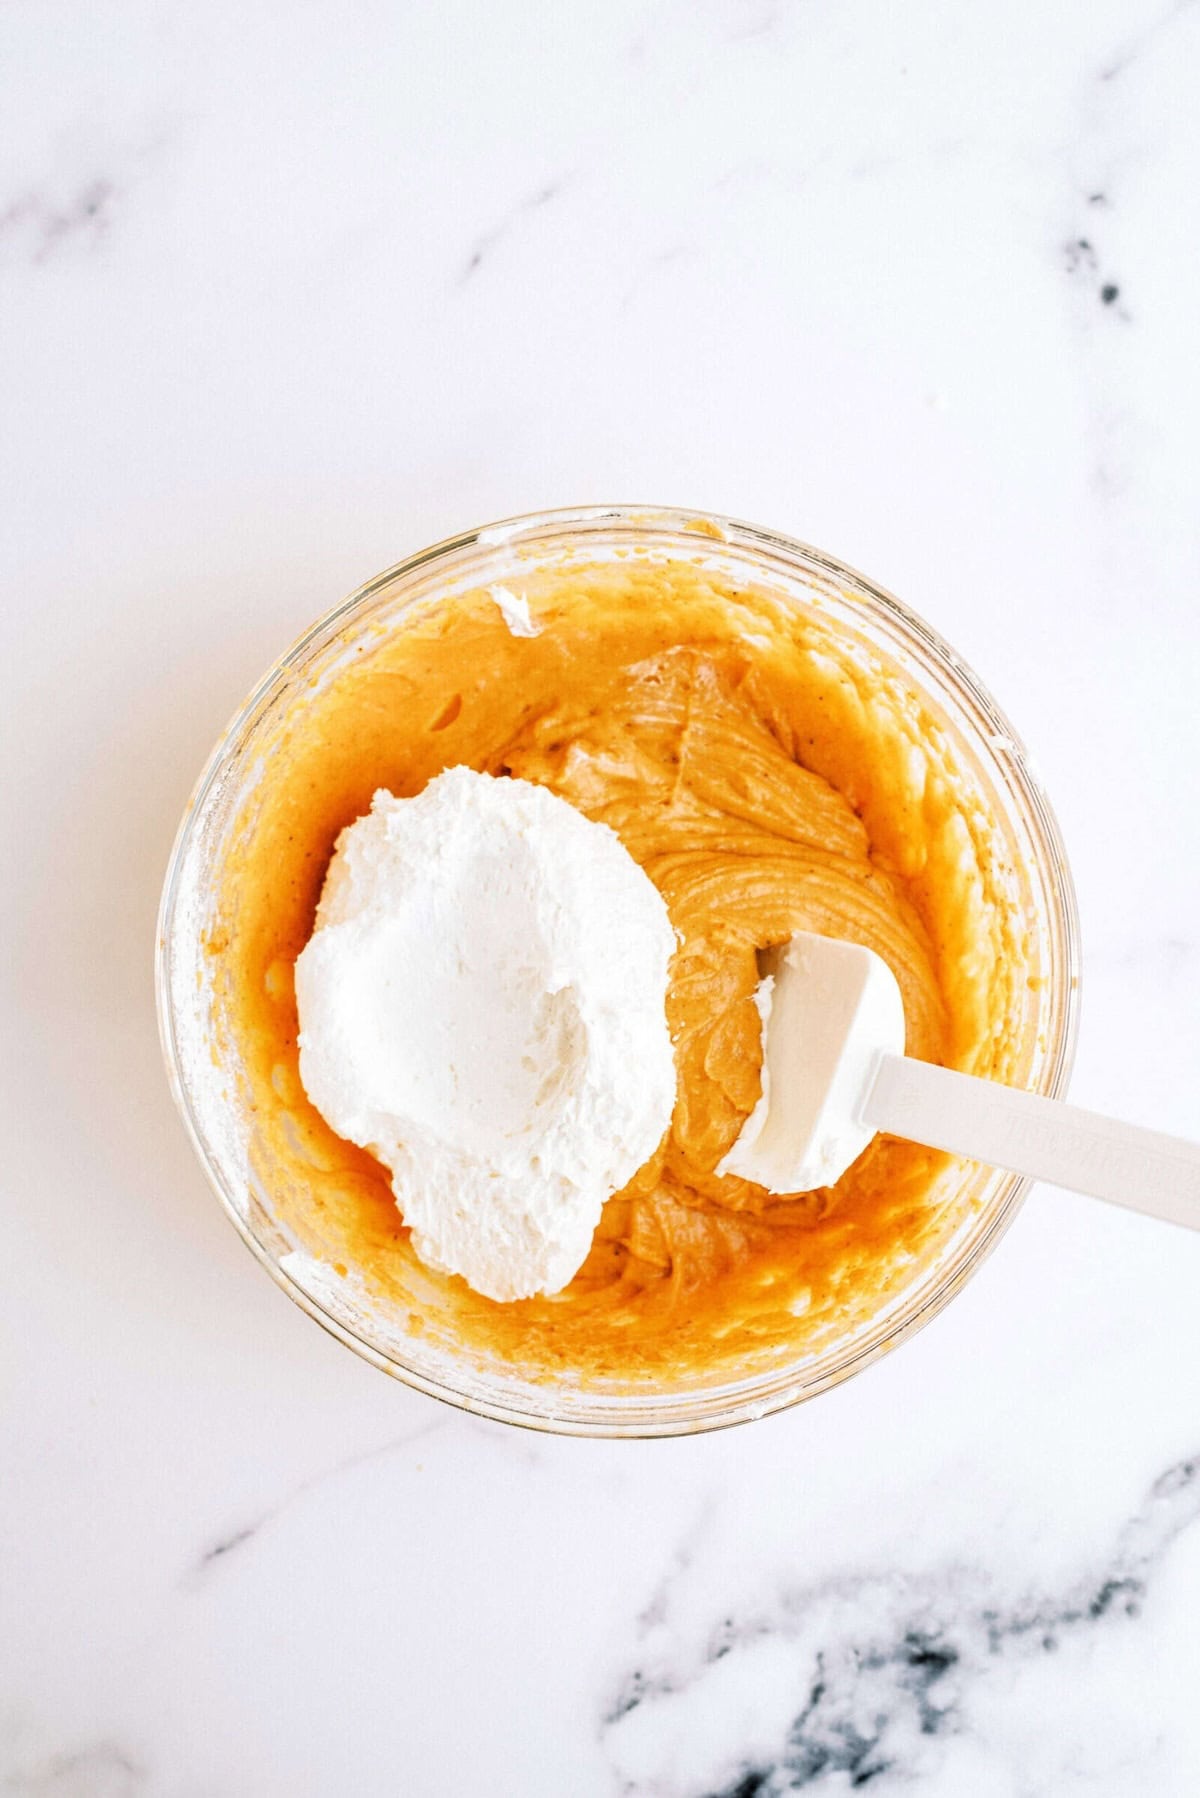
{"left": 3, "top": 2, "right": 1200, "bottom": 1792}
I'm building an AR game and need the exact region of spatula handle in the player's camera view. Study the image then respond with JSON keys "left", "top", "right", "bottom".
{"left": 863, "top": 1054, "right": 1200, "bottom": 1229}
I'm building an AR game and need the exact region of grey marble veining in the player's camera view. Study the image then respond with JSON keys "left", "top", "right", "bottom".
{"left": 603, "top": 1456, "right": 1200, "bottom": 1794}
{"left": 0, "top": 179, "right": 116, "bottom": 264}
{"left": 185, "top": 1417, "right": 451, "bottom": 1585}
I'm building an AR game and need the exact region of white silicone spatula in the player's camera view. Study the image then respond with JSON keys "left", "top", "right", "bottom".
{"left": 719, "top": 931, "right": 1200, "bottom": 1226}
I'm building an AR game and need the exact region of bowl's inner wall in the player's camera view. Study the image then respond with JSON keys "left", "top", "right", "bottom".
{"left": 163, "top": 518, "right": 1076, "bottom": 1432}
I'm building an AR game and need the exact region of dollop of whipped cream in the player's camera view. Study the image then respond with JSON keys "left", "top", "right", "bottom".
{"left": 294, "top": 767, "right": 678, "bottom": 1301}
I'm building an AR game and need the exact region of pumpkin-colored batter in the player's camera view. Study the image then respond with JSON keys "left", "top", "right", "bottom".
{"left": 210, "top": 554, "right": 1025, "bottom": 1387}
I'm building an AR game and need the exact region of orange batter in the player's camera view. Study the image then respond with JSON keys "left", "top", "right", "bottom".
{"left": 211, "top": 555, "right": 1024, "bottom": 1386}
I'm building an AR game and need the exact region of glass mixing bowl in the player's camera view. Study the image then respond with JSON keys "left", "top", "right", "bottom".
{"left": 157, "top": 506, "right": 1079, "bottom": 1435}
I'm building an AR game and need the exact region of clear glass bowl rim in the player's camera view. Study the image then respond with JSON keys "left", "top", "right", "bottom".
{"left": 156, "top": 503, "right": 1081, "bottom": 1437}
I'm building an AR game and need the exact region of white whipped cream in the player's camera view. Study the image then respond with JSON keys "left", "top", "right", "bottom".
{"left": 294, "top": 767, "right": 677, "bottom": 1300}
{"left": 487, "top": 583, "right": 540, "bottom": 637}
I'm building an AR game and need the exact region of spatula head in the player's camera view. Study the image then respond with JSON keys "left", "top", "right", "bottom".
{"left": 716, "top": 931, "right": 906, "bottom": 1194}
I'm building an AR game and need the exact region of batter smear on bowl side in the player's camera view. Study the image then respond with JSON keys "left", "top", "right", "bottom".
{"left": 208, "top": 554, "right": 1025, "bottom": 1386}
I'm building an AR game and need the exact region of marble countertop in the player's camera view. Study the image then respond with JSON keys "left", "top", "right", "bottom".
{"left": 3, "top": 2, "right": 1199, "bottom": 1792}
